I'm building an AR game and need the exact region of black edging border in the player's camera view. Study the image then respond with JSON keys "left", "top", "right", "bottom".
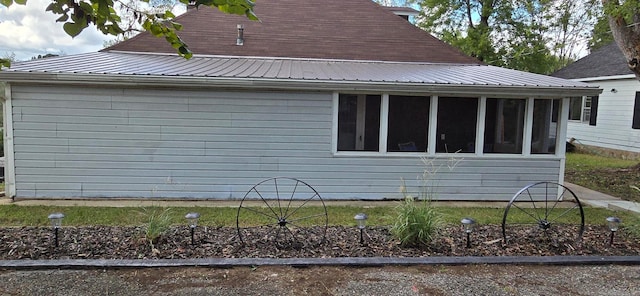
{"left": 2, "top": 256, "right": 640, "bottom": 270}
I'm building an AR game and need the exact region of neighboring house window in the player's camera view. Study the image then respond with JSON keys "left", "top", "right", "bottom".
{"left": 531, "top": 99, "right": 560, "bottom": 154}
{"left": 436, "top": 97, "right": 478, "bottom": 153}
{"left": 568, "top": 96, "right": 597, "bottom": 125}
{"left": 483, "top": 98, "right": 526, "bottom": 154}
{"left": 633, "top": 92, "right": 640, "bottom": 129}
{"left": 568, "top": 97, "right": 582, "bottom": 121}
{"left": 387, "top": 95, "right": 429, "bottom": 152}
{"left": 337, "top": 94, "right": 381, "bottom": 151}
{"left": 582, "top": 96, "right": 592, "bottom": 123}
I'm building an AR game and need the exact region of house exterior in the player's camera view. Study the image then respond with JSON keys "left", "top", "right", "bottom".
{"left": 553, "top": 43, "right": 640, "bottom": 154}
{"left": 0, "top": 0, "right": 600, "bottom": 201}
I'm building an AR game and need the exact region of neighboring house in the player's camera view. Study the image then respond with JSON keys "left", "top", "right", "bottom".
{"left": 0, "top": 0, "right": 600, "bottom": 201}
{"left": 552, "top": 43, "right": 640, "bottom": 153}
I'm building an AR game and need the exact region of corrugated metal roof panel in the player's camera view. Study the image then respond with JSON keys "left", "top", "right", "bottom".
{"left": 2, "top": 51, "right": 595, "bottom": 89}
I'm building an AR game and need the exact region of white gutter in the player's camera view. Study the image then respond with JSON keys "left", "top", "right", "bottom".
{"left": 0, "top": 72, "right": 603, "bottom": 98}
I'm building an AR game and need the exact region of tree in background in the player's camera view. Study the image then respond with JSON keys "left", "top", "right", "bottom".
{"left": 0, "top": 0, "right": 257, "bottom": 68}
{"left": 602, "top": 0, "right": 640, "bottom": 78}
{"left": 589, "top": 14, "right": 615, "bottom": 51}
{"left": 417, "top": 0, "right": 599, "bottom": 74}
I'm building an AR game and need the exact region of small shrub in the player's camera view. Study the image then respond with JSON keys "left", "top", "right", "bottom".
{"left": 139, "top": 207, "right": 172, "bottom": 248}
{"left": 390, "top": 194, "right": 442, "bottom": 247}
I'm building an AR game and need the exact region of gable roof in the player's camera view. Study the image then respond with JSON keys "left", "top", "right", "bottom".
{"left": 104, "top": 0, "right": 478, "bottom": 64}
{"left": 552, "top": 43, "right": 633, "bottom": 79}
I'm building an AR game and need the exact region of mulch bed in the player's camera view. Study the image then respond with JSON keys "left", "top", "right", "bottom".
{"left": 1, "top": 225, "right": 639, "bottom": 260}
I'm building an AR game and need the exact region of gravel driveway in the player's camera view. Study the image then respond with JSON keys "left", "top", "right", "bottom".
{"left": 0, "top": 264, "right": 638, "bottom": 295}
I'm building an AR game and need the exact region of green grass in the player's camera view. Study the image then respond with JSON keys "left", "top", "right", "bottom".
{"left": 566, "top": 152, "right": 638, "bottom": 172}
{"left": 565, "top": 151, "right": 640, "bottom": 202}
{"left": 0, "top": 204, "right": 632, "bottom": 227}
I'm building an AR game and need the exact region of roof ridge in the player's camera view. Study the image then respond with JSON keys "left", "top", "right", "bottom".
{"left": 102, "top": 50, "right": 481, "bottom": 66}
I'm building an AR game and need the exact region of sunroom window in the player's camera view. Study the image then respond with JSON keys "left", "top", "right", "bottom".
{"left": 387, "top": 95, "right": 429, "bottom": 152}
{"left": 531, "top": 99, "right": 560, "bottom": 154}
{"left": 337, "top": 94, "right": 381, "bottom": 151}
{"left": 436, "top": 97, "right": 477, "bottom": 153}
{"left": 483, "top": 98, "right": 526, "bottom": 154}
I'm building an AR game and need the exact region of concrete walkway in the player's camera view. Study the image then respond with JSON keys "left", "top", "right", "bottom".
{"left": 564, "top": 182, "right": 640, "bottom": 214}
{"left": 0, "top": 182, "right": 638, "bottom": 214}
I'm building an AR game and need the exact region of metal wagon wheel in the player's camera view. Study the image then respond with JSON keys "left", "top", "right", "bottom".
{"left": 236, "top": 177, "right": 328, "bottom": 249}
{"left": 502, "top": 181, "right": 585, "bottom": 244}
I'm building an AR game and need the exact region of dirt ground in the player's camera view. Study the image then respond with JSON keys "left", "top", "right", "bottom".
{"left": 1, "top": 264, "right": 639, "bottom": 296}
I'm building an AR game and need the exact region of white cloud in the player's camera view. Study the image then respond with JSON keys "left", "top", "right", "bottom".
{"left": 0, "top": 0, "right": 113, "bottom": 61}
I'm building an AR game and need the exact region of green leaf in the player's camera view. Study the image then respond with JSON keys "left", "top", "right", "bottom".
{"left": 13, "top": 0, "right": 25, "bottom": 4}
{"left": 63, "top": 21, "right": 84, "bottom": 37}
{"left": 78, "top": 1, "right": 93, "bottom": 14}
{"left": 171, "top": 22, "right": 183, "bottom": 31}
{"left": 1, "top": 0, "right": 13, "bottom": 7}
{"left": 0, "top": 58, "right": 11, "bottom": 69}
{"left": 56, "top": 14, "right": 69, "bottom": 22}
{"left": 164, "top": 11, "right": 175, "bottom": 19}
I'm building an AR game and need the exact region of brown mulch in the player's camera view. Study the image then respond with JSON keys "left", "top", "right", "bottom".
{"left": 1, "top": 225, "right": 638, "bottom": 260}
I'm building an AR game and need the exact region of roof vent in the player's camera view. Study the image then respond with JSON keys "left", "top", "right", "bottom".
{"left": 187, "top": 0, "right": 196, "bottom": 10}
{"left": 236, "top": 24, "right": 244, "bottom": 46}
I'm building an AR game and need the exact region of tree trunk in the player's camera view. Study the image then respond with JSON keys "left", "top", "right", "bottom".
{"left": 604, "top": 0, "right": 640, "bottom": 79}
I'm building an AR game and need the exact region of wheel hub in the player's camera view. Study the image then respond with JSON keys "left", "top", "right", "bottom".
{"left": 278, "top": 218, "right": 287, "bottom": 227}
{"left": 538, "top": 220, "right": 551, "bottom": 230}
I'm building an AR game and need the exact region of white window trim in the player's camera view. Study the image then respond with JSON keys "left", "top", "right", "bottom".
{"left": 568, "top": 96, "right": 591, "bottom": 124}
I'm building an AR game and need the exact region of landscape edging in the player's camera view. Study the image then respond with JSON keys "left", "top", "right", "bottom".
{"left": 1, "top": 256, "right": 640, "bottom": 270}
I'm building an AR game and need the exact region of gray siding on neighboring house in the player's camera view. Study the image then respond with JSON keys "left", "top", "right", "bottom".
{"left": 567, "top": 79, "right": 640, "bottom": 153}
{"left": 10, "top": 85, "right": 560, "bottom": 201}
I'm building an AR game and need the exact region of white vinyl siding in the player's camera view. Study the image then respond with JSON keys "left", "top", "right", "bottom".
{"left": 9, "top": 85, "right": 562, "bottom": 201}
{"left": 566, "top": 78, "right": 640, "bottom": 153}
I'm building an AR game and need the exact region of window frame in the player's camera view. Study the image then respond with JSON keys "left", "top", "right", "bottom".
{"left": 332, "top": 92, "right": 565, "bottom": 158}
{"left": 568, "top": 96, "right": 592, "bottom": 124}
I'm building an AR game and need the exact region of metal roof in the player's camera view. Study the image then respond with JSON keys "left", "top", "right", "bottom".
{"left": 3, "top": 52, "right": 590, "bottom": 82}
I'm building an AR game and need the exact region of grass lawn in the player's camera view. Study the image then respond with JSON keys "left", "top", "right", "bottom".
{"left": 565, "top": 152, "right": 640, "bottom": 202}
{"left": 0, "top": 204, "right": 633, "bottom": 228}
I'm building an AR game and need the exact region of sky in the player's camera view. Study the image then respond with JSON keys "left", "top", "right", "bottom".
{"left": 0, "top": 0, "right": 186, "bottom": 62}
{"left": 0, "top": 0, "right": 114, "bottom": 61}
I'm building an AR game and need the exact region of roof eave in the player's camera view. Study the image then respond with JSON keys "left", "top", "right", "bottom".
{"left": 573, "top": 74, "right": 636, "bottom": 82}
{"left": 0, "top": 72, "right": 602, "bottom": 98}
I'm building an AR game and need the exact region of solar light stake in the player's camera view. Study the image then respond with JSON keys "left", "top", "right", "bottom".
{"left": 606, "top": 216, "right": 621, "bottom": 246}
{"left": 47, "top": 212, "right": 65, "bottom": 247}
{"left": 461, "top": 217, "right": 476, "bottom": 248}
{"left": 354, "top": 213, "right": 368, "bottom": 245}
{"left": 185, "top": 212, "right": 200, "bottom": 245}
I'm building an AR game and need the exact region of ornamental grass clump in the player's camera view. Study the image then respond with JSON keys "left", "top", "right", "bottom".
{"left": 390, "top": 194, "right": 442, "bottom": 247}
{"left": 139, "top": 207, "right": 173, "bottom": 249}
{"left": 390, "top": 154, "right": 462, "bottom": 247}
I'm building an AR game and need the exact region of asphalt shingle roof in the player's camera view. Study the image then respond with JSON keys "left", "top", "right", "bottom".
{"left": 104, "top": 0, "right": 478, "bottom": 64}
{"left": 552, "top": 43, "right": 632, "bottom": 79}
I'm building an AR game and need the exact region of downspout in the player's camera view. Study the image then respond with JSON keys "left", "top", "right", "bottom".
{"left": 1, "top": 83, "right": 16, "bottom": 200}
